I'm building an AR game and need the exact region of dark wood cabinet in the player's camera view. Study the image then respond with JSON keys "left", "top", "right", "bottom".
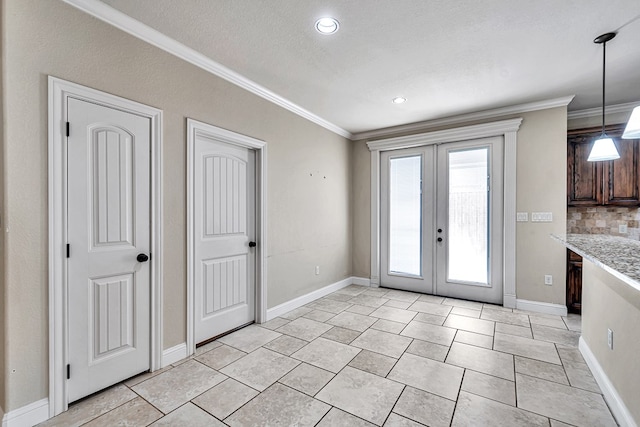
{"left": 566, "top": 249, "right": 582, "bottom": 314}
{"left": 567, "top": 124, "right": 640, "bottom": 206}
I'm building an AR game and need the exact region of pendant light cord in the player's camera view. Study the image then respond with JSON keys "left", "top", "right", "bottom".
{"left": 602, "top": 41, "right": 606, "bottom": 136}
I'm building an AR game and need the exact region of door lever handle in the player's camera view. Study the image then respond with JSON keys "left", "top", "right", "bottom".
{"left": 249, "top": 241, "right": 257, "bottom": 248}
{"left": 137, "top": 253, "right": 149, "bottom": 262}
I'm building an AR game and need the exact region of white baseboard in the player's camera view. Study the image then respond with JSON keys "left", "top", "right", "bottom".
{"left": 351, "top": 276, "right": 371, "bottom": 287}
{"left": 266, "top": 276, "right": 369, "bottom": 320}
{"left": 2, "top": 398, "right": 49, "bottom": 427}
{"left": 516, "top": 299, "right": 568, "bottom": 316}
{"left": 161, "top": 343, "right": 188, "bottom": 368}
{"left": 579, "top": 337, "right": 637, "bottom": 427}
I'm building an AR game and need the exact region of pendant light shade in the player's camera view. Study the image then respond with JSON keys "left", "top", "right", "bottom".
{"left": 622, "top": 106, "right": 640, "bottom": 139}
{"left": 588, "top": 136, "right": 620, "bottom": 161}
{"left": 587, "top": 32, "right": 620, "bottom": 162}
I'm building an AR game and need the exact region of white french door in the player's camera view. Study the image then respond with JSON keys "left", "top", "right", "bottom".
{"left": 380, "top": 136, "right": 504, "bottom": 304}
{"left": 380, "top": 147, "right": 434, "bottom": 293}
{"left": 67, "top": 98, "right": 151, "bottom": 402}
{"left": 192, "top": 133, "right": 256, "bottom": 344}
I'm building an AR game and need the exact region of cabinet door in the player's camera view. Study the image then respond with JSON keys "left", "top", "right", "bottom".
{"left": 567, "top": 137, "right": 602, "bottom": 206}
{"left": 603, "top": 139, "right": 640, "bottom": 206}
{"left": 566, "top": 250, "right": 582, "bottom": 315}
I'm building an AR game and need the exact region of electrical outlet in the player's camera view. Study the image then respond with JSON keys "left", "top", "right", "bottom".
{"left": 315, "top": 266, "right": 320, "bottom": 275}
{"left": 544, "top": 275, "right": 553, "bottom": 285}
{"left": 607, "top": 329, "right": 613, "bottom": 349}
{"left": 516, "top": 212, "right": 528, "bottom": 222}
{"left": 619, "top": 224, "right": 628, "bottom": 234}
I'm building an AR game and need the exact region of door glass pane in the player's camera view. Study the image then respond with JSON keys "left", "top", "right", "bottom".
{"left": 448, "top": 148, "right": 489, "bottom": 284}
{"left": 389, "top": 156, "right": 422, "bottom": 276}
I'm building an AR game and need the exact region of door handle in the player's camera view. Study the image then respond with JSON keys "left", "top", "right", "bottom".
{"left": 437, "top": 237, "right": 443, "bottom": 242}
{"left": 249, "top": 241, "right": 257, "bottom": 248}
{"left": 137, "top": 253, "right": 149, "bottom": 262}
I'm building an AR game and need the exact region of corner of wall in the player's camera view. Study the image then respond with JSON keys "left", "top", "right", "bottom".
{"left": 0, "top": 0, "right": 7, "bottom": 415}
{"left": 349, "top": 139, "right": 356, "bottom": 277}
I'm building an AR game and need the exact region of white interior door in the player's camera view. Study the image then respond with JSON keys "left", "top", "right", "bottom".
{"left": 435, "top": 137, "right": 504, "bottom": 304}
{"left": 67, "top": 98, "right": 151, "bottom": 403}
{"left": 380, "top": 137, "right": 504, "bottom": 304}
{"left": 193, "top": 135, "right": 256, "bottom": 344}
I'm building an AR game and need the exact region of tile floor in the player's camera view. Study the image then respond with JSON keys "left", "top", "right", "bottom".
{"left": 40, "top": 285, "right": 617, "bottom": 427}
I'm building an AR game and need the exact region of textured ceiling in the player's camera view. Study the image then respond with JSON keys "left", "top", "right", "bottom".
{"left": 99, "top": 0, "right": 640, "bottom": 135}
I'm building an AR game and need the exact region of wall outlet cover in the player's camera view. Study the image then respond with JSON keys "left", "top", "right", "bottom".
{"left": 516, "top": 212, "right": 528, "bottom": 222}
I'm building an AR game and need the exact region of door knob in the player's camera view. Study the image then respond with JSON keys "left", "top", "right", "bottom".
{"left": 249, "top": 241, "right": 257, "bottom": 248}
{"left": 137, "top": 253, "right": 149, "bottom": 262}
{"left": 437, "top": 237, "right": 443, "bottom": 242}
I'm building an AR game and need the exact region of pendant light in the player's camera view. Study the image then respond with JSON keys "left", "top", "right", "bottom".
{"left": 588, "top": 32, "right": 620, "bottom": 162}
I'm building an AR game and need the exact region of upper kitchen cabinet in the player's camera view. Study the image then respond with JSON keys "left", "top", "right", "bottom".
{"left": 568, "top": 124, "right": 640, "bottom": 206}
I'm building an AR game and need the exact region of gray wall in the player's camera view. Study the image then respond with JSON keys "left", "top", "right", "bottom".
{"left": 352, "top": 107, "right": 568, "bottom": 305}
{"left": 582, "top": 260, "right": 640, "bottom": 424}
{"left": 2, "top": 0, "right": 352, "bottom": 411}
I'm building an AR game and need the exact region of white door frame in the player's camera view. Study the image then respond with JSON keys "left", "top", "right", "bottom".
{"left": 367, "top": 118, "right": 522, "bottom": 308}
{"left": 48, "top": 76, "right": 163, "bottom": 417}
{"left": 186, "top": 119, "right": 267, "bottom": 356}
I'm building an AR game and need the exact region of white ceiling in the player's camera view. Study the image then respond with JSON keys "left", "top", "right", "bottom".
{"left": 98, "top": 0, "right": 640, "bottom": 136}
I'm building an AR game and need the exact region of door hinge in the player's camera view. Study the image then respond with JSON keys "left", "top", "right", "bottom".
{"left": 66, "top": 122, "right": 70, "bottom": 137}
{"left": 66, "top": 364, "right": 70, "bottom": 380}
{"left": 66, "top": 244, "right": 70, "bottom": 258}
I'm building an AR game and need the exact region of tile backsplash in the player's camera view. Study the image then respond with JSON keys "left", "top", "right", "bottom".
{"left": 567, "top": 206, "right": 640, "bottom": 240}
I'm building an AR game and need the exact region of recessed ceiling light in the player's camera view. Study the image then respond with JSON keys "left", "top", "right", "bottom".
{"left": 392, "top": 97, "right": 407, "bottom": 104}
{"left": 315, "top": 17, "right": 340, "bottom": 35}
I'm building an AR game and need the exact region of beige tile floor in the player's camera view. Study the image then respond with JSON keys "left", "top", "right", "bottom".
{"left": 40, "top": 285, "right": 618, "bottom": 427}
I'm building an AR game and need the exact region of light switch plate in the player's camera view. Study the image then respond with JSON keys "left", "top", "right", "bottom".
{"left": 619, "top": 224, "right": 628, "bottom": 234}
{"left": 516, "top": 212, "right": 528, "bottom": 222}
{"left": 531, "top": 212, "right": 553, "bottom": 222}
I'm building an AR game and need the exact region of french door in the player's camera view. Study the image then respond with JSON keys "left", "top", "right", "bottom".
{"left": 380, "top": 137, "right": 504, "bottom": 304}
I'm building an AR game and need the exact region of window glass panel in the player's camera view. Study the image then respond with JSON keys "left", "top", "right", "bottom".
{"left": 389, "top": 156, "right": 422, "bottom": 276}
{"left": 448, "top": 148, "right": 489, "bottom": 284}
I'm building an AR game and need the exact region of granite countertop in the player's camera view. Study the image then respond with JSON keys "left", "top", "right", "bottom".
{"left": 552, "top": 233, "right": 640, "bottom": 292}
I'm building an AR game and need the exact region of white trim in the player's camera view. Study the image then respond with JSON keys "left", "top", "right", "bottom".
{"left": 186, "top": 119, "right": 267, "bottom": 357}
{"left": 366, "top": 119, "right": 523, "bottom": 151}
{"left": 61, "top": 0, "right": 352, "bottom": 140}
{"left": 48, "top": 76, "right": 163, "bottom": 417}
{"left": 368, "top": 119, "right": 521, "bottom": 307}
{"left": 354, "top": 96, "right": 572, "bottom": 141}
{"left": 568, "top": 101, "right": 639, "bottom": 121}
{"left": 161, "top": 343, "right": 189, "bottom": 368}
{"left": 1, "top": 398, "right": 49, "bottom": 427}
{"left": 370, "top": 150, "right": 381, "bottom": 287}
{"left": 351, "top": 276, "right": 372, "bottom": 287}
{"left": 502, "top": 129, "right": 517, "bottom": 308}
{"left": 579, "top": 337, "right": 637, "bottom": 427}
{"left": 515, "top": 299, "right": 568, "bottom": 316}
{"left": 266, "top": 277, "right": 367, "bottom": 320}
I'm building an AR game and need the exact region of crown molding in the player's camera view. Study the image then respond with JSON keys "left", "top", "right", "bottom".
{"left": 354, "top": 96, "right": 574, "bottom": 141}
{"left": 567, "top": 101, "right": 639, "bottom": 120}
{"left": 61, "top": 0, "right": 353, "bottom": 139}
